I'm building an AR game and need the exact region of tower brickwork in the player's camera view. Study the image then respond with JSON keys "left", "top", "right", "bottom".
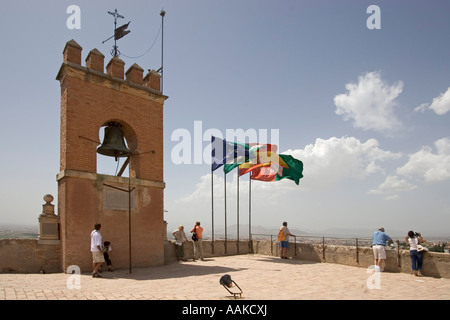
{"left": 56, "top": 39, "right": 167, "bottom": 272}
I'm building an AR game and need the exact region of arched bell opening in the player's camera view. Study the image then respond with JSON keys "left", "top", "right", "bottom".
{"left": 96, "top": 120, "right": 138, "bottom": 178}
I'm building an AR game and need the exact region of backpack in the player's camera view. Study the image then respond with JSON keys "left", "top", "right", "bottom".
{"left": 191, "top": 226, "right": 198, "bottom": 241}
{"left": 278, "top": 227, "right": 286, "bottom": 241}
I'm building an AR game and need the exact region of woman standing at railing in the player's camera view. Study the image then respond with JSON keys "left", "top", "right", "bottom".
{"left": 405, "top": 231, "right": 426, "bottom": 277}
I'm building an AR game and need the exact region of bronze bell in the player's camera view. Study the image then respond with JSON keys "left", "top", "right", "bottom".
{"left": 97, "top": 122, "right": 130, "bottom": 161}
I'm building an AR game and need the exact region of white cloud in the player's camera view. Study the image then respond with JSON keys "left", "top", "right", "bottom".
{"left": 368, "top": 175, "right": 417, "bottom": 198}
{"left": 413, "top": 103, "right": 429, "bottom": 113}
{"left": 415, "top": 87, "right": 450, "bottom": 115}
{"left": 384, "top": 194, "right": 399, "bottom": 201}
{"left": 430, "top": 88, "right": 450, "bottom": 115}
{"left": 396, "top": 137, "right": 450, "bottom": 182}
{"left": 284, "top": 136, "right": 402, "bottom": 190}
{"left": 169, "top": 171, "right": 293, "bottom": 227}
{"left": 169, "top": 137, "right": 402, "bottom": 224}
{"left": 334, "top": 71, "right": 403, "bottom": 134}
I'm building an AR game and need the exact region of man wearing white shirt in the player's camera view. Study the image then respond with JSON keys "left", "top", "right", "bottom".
{"left": 90, "top": 223, "right": 105, "bottom": 278}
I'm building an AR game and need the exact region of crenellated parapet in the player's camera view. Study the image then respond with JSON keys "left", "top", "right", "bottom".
{"left": 57, "top": 39, "right": 163, "bottom": 95}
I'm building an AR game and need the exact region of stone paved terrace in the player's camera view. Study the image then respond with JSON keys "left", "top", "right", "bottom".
{"left": 1, "top": 254, "right": 449, "bottom": 301}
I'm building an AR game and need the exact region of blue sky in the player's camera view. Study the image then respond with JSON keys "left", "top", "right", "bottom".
{"left": 0, "top": 1, "right": 449, "bottom": 237}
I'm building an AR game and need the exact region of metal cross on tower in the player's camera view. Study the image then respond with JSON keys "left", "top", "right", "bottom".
{"left": 102, "top": 9, "right": 131, "bottom": 57}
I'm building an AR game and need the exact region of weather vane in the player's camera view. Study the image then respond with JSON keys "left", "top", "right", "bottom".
{"left": 102, "top": 9, "right": 131, "bottom": 57}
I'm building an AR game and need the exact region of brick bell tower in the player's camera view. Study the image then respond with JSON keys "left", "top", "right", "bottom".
{"left": 56, "top": 40, "right": 167, "bottom": 272}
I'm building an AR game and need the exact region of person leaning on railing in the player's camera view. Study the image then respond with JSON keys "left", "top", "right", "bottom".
{"left": 279, "top": 222, "right": 295, "bottom": 259}
{"left": 372, "top": 227, "right": 392, "bottom": 272}
{"left": 405, "top": 231, "right": 426, "bottom": 277}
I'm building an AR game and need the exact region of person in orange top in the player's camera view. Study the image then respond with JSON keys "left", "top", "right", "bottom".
{"left": 191, "top": 221, "right": 204, "bottom": 261}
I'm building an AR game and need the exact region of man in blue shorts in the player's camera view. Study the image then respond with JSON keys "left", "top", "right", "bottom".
{"left": 280, "top": 222, "right": 295, "bottom": 259}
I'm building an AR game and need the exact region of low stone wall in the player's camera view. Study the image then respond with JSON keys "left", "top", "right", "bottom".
{"left": 165, "top": 240, "right": 450, "bottom": 279}
{"left": 251, "top": 240, "right": 450, "bottom": 279}
{"left": 164, "top": 240, "right": 251, "bottom": 264}
{"left": 2, "top": 238, "right": 449, "bottom": 279}
{"left": 0, "top": 239, "right": 60, "bottom": 273}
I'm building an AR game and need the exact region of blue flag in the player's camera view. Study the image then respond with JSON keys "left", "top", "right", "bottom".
{"left": 211, "top": 136, "right": 251, "bottom": 172}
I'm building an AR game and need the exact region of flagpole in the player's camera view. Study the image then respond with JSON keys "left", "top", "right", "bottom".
{"left": 211, "top": 169, "right": 214, "bottom": 254}
{"left": 249, "top": 174, "right": 252, "bottom": 252}
{"left": 160, "top": 9, "right": 166, "bottom": 93}
{"left": 210, "top": 137, "right": 215, "bottom": 255}
{"left": 224, "top": 171, "right": 227, "bottom": 254}
{"left": 237, "top": 172, "right": 240, "bottom": 254}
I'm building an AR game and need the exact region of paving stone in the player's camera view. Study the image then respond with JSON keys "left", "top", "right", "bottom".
{"left": 0, "top": 254, "right": 449, "bottom": 300}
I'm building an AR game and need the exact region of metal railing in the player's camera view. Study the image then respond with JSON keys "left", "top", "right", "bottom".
{"left": 201, "top": 233, "right": 408, "bottom": 267}
{"left": 251, "top": 233, "right": 374, "bottom": 262}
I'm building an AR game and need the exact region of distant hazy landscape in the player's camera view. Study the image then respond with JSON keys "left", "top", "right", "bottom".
{"left": 1, "top": 223, "right": 448, "bottom": 243}
{"left": 0, "top": 225, "right": 38, "bottom": 239}
{"left": 168, "top": 223, "right": 449, "bottom": 243}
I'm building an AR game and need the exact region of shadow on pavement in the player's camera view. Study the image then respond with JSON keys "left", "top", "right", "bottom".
{"left": 252, "top": 255, "right": 320, "bottom": 265}
{"left": 87, "top": 260, "right": 248, "bottom": 281}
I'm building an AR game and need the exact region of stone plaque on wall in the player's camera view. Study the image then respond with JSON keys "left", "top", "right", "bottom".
{"left": 103, "top": 186, "right": 135, "bottom": 211}
{"left": 41, "top": 223, "right": 58, "bottom": 236}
